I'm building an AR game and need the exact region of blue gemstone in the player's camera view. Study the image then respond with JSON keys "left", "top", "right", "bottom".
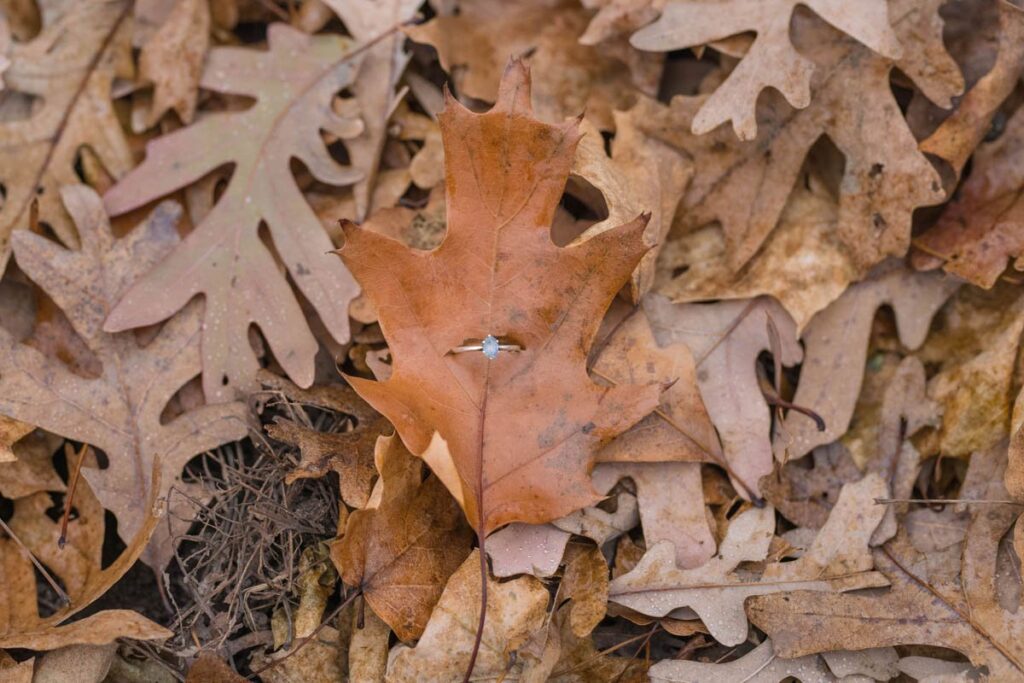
{"left": 482, "top": 335, "right": 500, "bottom": 359}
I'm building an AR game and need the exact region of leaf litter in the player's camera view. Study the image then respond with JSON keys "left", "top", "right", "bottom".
{"left": 2, "top": 1, "right": 1024, "bottom": 681}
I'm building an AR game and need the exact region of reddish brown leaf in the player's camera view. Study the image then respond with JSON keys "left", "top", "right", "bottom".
{"left": 331, "top": 434, "right": 472, "bottom": 641}
{"left": 336, "top": 60, "right": 659, "bottom": 534}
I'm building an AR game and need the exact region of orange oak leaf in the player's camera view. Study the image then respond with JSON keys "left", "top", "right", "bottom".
{"left": 102, "top": 24, "right": 364, "bottom": 401}
{"left": 336, "top": 59, "right": 660, "bottom": 535}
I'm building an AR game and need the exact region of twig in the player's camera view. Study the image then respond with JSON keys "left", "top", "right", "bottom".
{"left": 59, "top": 442, "right": 89, "bottom": 549}
{"left": 0, "top": 516, "right": 70, "bottom": 606}
{"left": 875, "top": 498, "right": 1024, "bottom": 505}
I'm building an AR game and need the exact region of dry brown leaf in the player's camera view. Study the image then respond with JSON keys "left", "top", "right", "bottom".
{"left": 909, "top": 2, "right": 1024, "bottom": 287}
{"left": 260, "top": 373, "right": 385, "bottom": 508}
{"left": 776, "top": 263, "right": 959, "bottom": 462}
{"left": 331, "top": 433, "right": 472, "bottom": 642}
{"left": 1007, "top": 386, "right": 1024, "bottom": 500}
{"left": 749, "top": 442, "right": 1024, "bottom": 680}
{"left": 572, "top": 113, "right": 691, "bottom": 299}
{"left": 579, "top": 0, "right": 664, "bottom": 45}
{"left": 0, "top": 185, "right": 248, "bottom": 567}
{"left": 136, "top": 0, "right": 210, "bottom": 128}
{"left": 0, "top": 430, "right": 63, "bottom": 499}
{"left": 920, "top": 283, "right": 1024, "bottom": 457}
{"left": 487, "top": 488, "right": 639, "bottom": 577}
{"left": 897, "top": 656, "right": 981, "bottom": 682}
{"left": 631, "top": 0, "right": 907, "bottom": 140}
{"left": 347, "top": 605, "right": 390, "bottom": 683}
{"left": 760, "top": 442, "right": 861, "bottom": 529}
{"left": 405, "top": 0, "right": 661, "bottom": 130}
{"left": 488, "top": 523, "right": 572, "bottom": 578}
{"left": 0, "top": 0, "right": 134, "bottom": 268}
{"left": 656, "top": 170, "right": 857, "bottom": 331}
{"left": 595, "top": 462, "right": 714, "bottom": 568}
{"left": 609, "top": 474, "right": 889, "bottom": 646}
{"left": 322, "top": 0, "right": 420, "bottom": 219}
{"left": 0, "top": 465, "right": 167, "bottom": 650}
{"left": 593, "top": 306, "right": 721, "bottom": 465}
{"left": 649, "top": 639, "right": 833, "bottom": 682}
{"left": 914, "top": 109, "right": 1024, "bottom": 289}
{"left": 186, "top": 654, "right": 247, "bottom": 683}
{"left": 644, "top": 293, "right": 801, "bottom": 499}
{"left": 0, "top": 611, "right": 170, "bottom": 651}
{"left": 267, "top": 419, "right": 379, "bottom": 509}
{"left": 0, "top": 416, "right": 32, "bottom": 463}
{"left": 869, "top": 356, "right": 941, "bottom": 545}
{"left": 631, "top": 0, "right": 955, "bottom": 273}
{"left": 916, "top": 1, "right": 1024, "bottom": 180}
{"left": 337, "top": 60, "right": 659, "bottom": 534}
{"left": 385, "top": 549, "right": 548, "bottom": 681}
{"left": 560, "top": 542, "right": 609, "bottom": 638}
{"left": 29, "top": 644, "right": 117, "bottom": 683}
{"left": 103, "top": 24, "right": 365, "bottom": 401}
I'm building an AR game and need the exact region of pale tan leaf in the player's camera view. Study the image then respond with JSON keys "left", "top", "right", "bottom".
{"left": 137, "top": 0, "right": 209, "bottom": 127}
{"left": 104, "top": 24, "right": 364, "bottom": 401}
{"left": 385, "top": 550, "right": 548, "bottom": 681}
{"left": 610, "top": 474, "right": 889, "bottom": 645}
{"left": 631, "top": 0, "right": 907, "bottom": 140}
{"left": 645, "top": 294, "right": 801, "bottom": 499}
{"left": 0, "top": 0, "right": 134, "bottom": 268}
{"left": 0, "top": 186, "right": 249, "bottom": 567}
{"left": 775, "top": 264, "right": 958, "bottom": 462}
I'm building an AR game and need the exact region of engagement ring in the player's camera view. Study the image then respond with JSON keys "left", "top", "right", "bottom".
{"left": 451, "top": 335, "right": 522, "bottom": 360}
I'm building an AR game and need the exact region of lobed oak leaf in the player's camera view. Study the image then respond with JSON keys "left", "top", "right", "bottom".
{"left": 384, "top": 549, "right": 548, "bottom": 681}
{"left": 331, "top": 433, "right": 472, "bottom": 642}
{"left": 657, "top": 171, "right": 857, "bottom": 332}
{"left": 258, "top": 370, "right": 386, "bottom": 509}
{"left": 135, "top": 0, "right": 210, "bottom": 128}
{"left": 405, "top": 0, "right": 662, "bottom": 130}
{"left": 592, "top": 306, "right": 721, "bottom": 466}
{"left": 0, "top": 461, "right": 167, "bottom": 650}
{"left": 336, "top": 60, "right": 660, "bottom": 535}
{"left": 649, "top": 639, "right": 834, "bottom": 682}
{"left": 609, "top": 474, "right": 890, "bottom": 646}
{"left": 595, "top": 462, "right": 715, "bottom": 569}
{"left": 749, "top": 442, "right": 1024, "bottom": 681}
{"left": 912, "top": 8, "right": 1024, "bottom": 290}
{"left": 644, "top": 293, "right": 801, "bottom": 499}
{"left": 918, "top": 283, "right": 1024, "bottom": 458}
{"left": 560, "top": 542, "right": 610, "bottom": 638}
{"left": 103, "top": 23, "right": 365, "bottom": 402}
{"left": 572, "top": 113, "right": 692, "bottom": 299}
{"left": 0, "top": 185, "right": 249, "bottom": 568}
{"left": 0, "top": 0, "right": 134, "bottom": 269}
{"left": 322, "top": 0, "right": 421, "bottom": 220}
{"left": 630, "top": 0, "right": 958, "bottom": 273}
{"left": 631, "top": 0, "right": 904, "bottom": 140}
{"left": 775, "top": 263, "right": 958, "bottom": 462}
